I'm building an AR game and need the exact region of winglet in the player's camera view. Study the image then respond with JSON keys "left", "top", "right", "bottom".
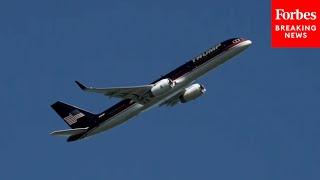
{"left": 75, "top": 80, "right": 87, "bottom": 90}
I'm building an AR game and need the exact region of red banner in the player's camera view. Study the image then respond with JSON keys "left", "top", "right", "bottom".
{"left": 271, "top": 0, "right": 320, "bottom": 48}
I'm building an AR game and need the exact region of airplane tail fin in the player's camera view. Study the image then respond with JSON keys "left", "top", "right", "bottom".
{"left": 51, "top": 101, "right": 98, "bottom": 129}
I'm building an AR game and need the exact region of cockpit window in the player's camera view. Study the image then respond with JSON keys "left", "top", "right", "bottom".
{"left": 221, "top": 38, "right": 243, "bottom": 47}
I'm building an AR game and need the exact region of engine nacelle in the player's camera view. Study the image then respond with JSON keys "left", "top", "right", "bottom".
{"left": 151, "top": 78, "right": 174, "bottom": 96}
{"left": 180, "top": 84, "right": 206, "bottom": 103}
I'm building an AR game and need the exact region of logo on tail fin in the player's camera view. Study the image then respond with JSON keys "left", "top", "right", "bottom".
{"left": 51, "top": 101, "right": 98, "bottom": 129}
{"left": 64, "top": 110, "right": 85, "bottom": 125}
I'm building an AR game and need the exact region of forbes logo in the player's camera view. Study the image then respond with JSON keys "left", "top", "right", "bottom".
{"left": 271, "top": 0, "right": 320, "bottom": 48}
{"left": 275, "top": 9, "right": 317, "bottom": 21}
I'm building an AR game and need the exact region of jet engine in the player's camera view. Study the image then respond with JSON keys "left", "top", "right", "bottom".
{"left": 151, "top": 78, "right": 174, "bottom": 96}
{"left": 180, "top": 84, "right": 206, "bottom": 103}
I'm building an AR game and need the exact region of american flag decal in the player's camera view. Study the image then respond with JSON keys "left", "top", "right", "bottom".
{"left": 64, "top": 111, "right": 85, "bottom": 125}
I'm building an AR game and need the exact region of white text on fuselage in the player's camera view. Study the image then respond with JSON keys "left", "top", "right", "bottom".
{"left": 193, "top": 44, "right": 221, "bottom": 62}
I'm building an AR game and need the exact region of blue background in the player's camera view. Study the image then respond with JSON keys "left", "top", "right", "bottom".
{"left": 1, "top": 0, "right": 319, "bottom": 179}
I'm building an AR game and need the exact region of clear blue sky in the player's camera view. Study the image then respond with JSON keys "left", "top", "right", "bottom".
{"left": 1, "top": 0, "right": 320, "bottom": 179}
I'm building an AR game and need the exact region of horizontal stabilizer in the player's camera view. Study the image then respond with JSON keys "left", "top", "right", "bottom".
{"left": 50, "top": 127, "right": 89, "bottom": 137}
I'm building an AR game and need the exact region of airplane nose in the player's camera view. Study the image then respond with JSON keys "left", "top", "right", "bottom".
{"left": 236, "top": 39, "right": 252, "bottom": 52}
{"left": 227, "top": 39, "right": 252, "bottom": 56}
{"left": 243, "top": 40, "right": 252, "bottom": 48}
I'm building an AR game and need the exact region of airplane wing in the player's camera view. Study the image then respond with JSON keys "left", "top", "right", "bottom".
{"left": 159, "top": 91, "right": 184, "bottom": 107}
{"left": 75, "top": 81, "right": 153, "bottom": 104}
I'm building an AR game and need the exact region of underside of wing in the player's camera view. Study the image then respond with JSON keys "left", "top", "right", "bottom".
{"left": 75, "top": 81, "right": 153, "bottom": 104}
{"left": 159, "top": 91, "right": 184, "bottom": 107}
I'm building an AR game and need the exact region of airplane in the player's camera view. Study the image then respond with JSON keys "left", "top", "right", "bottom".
{"left": 50, "top": 37, "right": 252, "bottom": 142}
